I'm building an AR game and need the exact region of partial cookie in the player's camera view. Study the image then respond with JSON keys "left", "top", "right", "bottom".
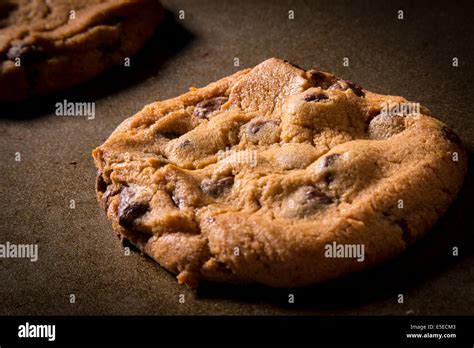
{"left": 0, "top": 0, "right": 163, "bottom": 102}
{"left": 92, "top": 58, "right": 467, "bottom": 288}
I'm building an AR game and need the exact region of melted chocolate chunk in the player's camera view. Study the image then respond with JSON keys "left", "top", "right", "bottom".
{"left": 322, "top": 153, "right": 341, "bottom": 167}
{"left": 6, "top": 43, "right": 46, "bottom": 65}
{"left": 308, "top": 70, "right": 326, "bottom": 85}
{"left": 441, "top": 126, "right": 461, "bottom": 145}
{"left": 304, "top": 186, "right": 333, "bottom": 205}
{"left": 304, "top": 93, "right": 329, "bottom": 102}
{"left": 201, "top": 176, "right": 234, "bottom": 197}
{"left": 193, "top": 97, "right": 228, "bottom": 119}
{"left": 329, "top": 79, "right": 365, "bottom": 97}
{"left": 324, "top": 173, "right": 335, "bottom": 185}
{"left": 118, "top": 187, "right": 149, "bottom": 228}
{"left": 284, "top": 185, "right": 333, "bottom": 218}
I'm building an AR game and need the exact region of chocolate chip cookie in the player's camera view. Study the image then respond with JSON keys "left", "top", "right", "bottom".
{"left": 0, "top": 0, "right": 162, "bottom": 102}
{"left": 92, "top": 58, "right": 467, "bottom": 288}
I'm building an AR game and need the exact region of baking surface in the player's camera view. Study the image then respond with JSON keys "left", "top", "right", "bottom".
{"left": 1, "top": 0, "right": 473, "bottom": 315}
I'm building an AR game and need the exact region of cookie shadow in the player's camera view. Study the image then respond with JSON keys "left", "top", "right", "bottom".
{"left": 196, "top": 150, "right": 474, "bottom": 313}
{"left": 0, "top": 9, "right": 194, "bottom": 119}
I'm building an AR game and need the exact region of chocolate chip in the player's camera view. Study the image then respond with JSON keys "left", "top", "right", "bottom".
{"left": 304, "top": 93, "right": 329, "bottom": 102}
{"left": 324, "top": 173, "right": 335, "bottom": 184}
{"left": 245, "top": 119, "right": 279, "bottom": 145}
{"left": 100, "top": 187, "right": 112, "bottom": 212}
{"left": 100, "top": 183, "right": 122, "bottom": 212}
{"left": 193, "top": 97, "right": 228, "bottom": 119}
{"left": 441, "top": 126, "right": 461, "bottom": 146}
{"left": 96, "top": 171, "right": 107, "bottom": 193}
{"left": 322, "top": 153, "right": 341, "bottom": 167}
{"left": 247, "top": 120, "right": 271, "bottom": 134}
{"left": 304, "top": 186, "right": 333, "bottom": 205}
{"left": 6, "top": 43, "right": 46, "bottom": 65}
{"left": 284, "top": 185, "right": 333, "bottom": 218}
{"left": 329, "top": 79, "right": 365, "bottom": 97}
{"left": 320, "top": 154, "right": 341, "bottom": 185}
{"left": 171, "top": 194, "right": 181, "bottom": 208}
{"left": 118, "top": 187, "right": 149, "bottom": 229}
{"left": 308, "top": 70, "right": 326, "bottom": 84}
{"left": 200, "top": 176, "right": 234, "bottom": 197}
{"left": 328, "top": 81, "right": 345, "bottom": 91}
{"left": 346, "top": 81, "right": 365, "bottom": 97}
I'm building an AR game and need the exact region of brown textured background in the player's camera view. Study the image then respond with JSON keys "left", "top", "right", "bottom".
{"left": 1, "top": 0, "right": 473, "bottom": 315}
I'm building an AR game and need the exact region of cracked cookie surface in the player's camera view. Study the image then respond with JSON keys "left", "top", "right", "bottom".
{"left": 93, "top": 58, "right": 467, "bottom": 288}
{"left": 0, "top": 0, "right": 162, "bottom": 102}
